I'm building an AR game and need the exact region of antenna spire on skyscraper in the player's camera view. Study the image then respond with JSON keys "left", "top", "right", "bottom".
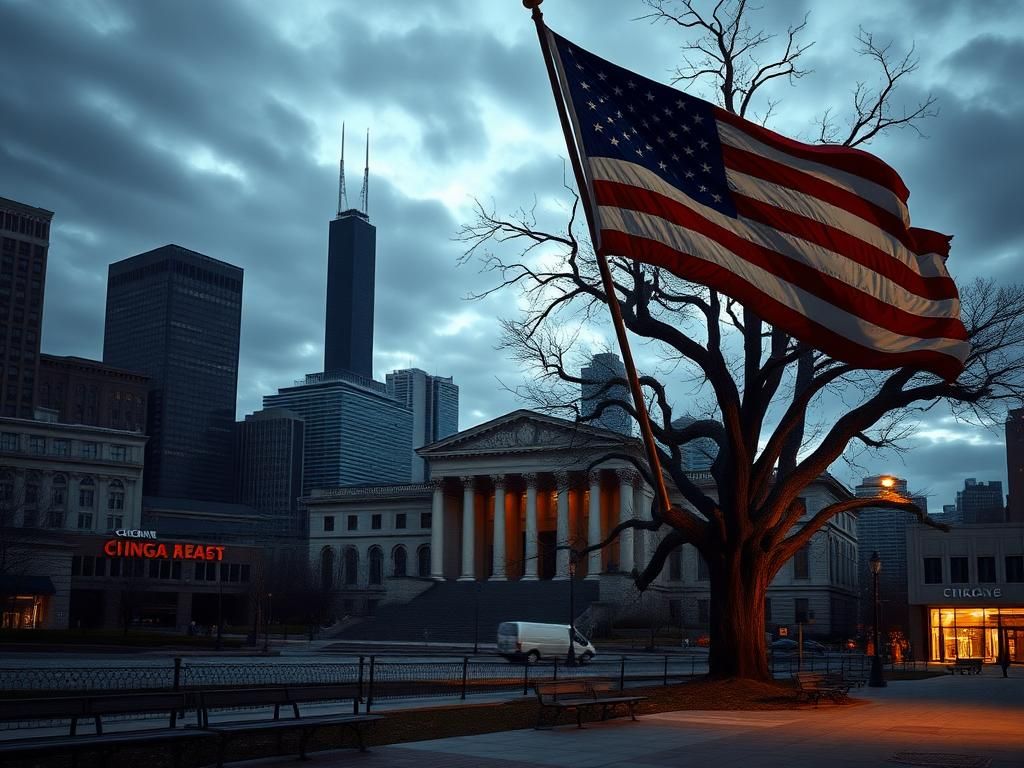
{"left": 360, "top": 128, "right": 369, "bottom": 215}
{"left": 337, "top": 123, "right": 348, "bottom": 216}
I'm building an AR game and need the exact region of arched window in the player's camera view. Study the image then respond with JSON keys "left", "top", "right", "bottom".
{"left": 417, "top": 545, "right": 431, "bottom": 578}
{"left": 108, "top": 479, "right": 125, "bottom": 511}
{"left": 369, "top": 546, "right": 383, "bottom": 585}
{"left": 320, "top": 547, "right": 335, "bottom": 591}
{"left": 51, "top": 475, "right": 67, "bottom": 507}
{"left": 392, "top": 546, "right": 407, "bottom": 577}
{"left": 344, "top": 547, "right": 358, "bottom": 586}
{"left": 78, "top": 477, "right": 95, "bottom": 508}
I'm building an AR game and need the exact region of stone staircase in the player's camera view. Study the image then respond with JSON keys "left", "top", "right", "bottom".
{"left": 335, "top": 579, "right": 600, "bottom": 643}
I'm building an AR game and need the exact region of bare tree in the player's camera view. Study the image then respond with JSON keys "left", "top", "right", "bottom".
{"left": 459, "top": 1, "right": 1024, "bottom": 679}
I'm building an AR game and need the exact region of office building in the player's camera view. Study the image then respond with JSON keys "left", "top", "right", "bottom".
{"left": 325, "top": 130, "right": 375, "bottom": 379}
{"left": 103, "top": 245, "right": 242, "bottom": 503}
{"left": 580, "top": 353, "right": 632, "bottom": 436}
{"left": 956, "top": 478, "right": 1005, "bottom": 524}
{"left": 235, "top": 408, "right": 305, "bottom": 540}
{"left": 36, "top": 355, "right": 148, "bottom": 432}
{"left": 672, "top": 416, "right": 720, "bottom": 473}
{"left": 385, "top": 368, "right": 459, "bottom": 482}
{"left": 853, "top": 475, "right": 926, "bottom": 642}
{"left": 1006, "top": 409, "right": 1024, "bottom": 523}
{"left": 0, "top": 197, "right": 52, "bottom": 419}
{"left": 263, "top": 371, "right": 412, "bottom": 494}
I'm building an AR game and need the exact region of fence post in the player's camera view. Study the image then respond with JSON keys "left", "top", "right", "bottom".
{"left": 523, "top": 660, "right": 530, "bottom": 696}
{"left": 356, "top": 656, "right": 365, "bottom": 713}
{"left": 367, "top": 656, "right": 375, "bottom": 713}
{"left": 619, "top": 656, "right": 626, "bottom": 691}
{"left": 663, "top": 655, "right": 669, "bottom": 686}
{"left": 461, "top": 656, "right": 469, "bottom": 701}
{"left": 171, "top": 657, "right": 182, "bottom": 727}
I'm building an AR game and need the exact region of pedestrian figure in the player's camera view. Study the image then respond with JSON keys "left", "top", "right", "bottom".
{"left": 999, "top": 646, "right": 1010, "bottom": 678}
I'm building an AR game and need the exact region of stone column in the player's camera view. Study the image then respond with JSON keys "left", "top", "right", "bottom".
{"left": 458, "top": 476, "right": 476, "bottom": 581}
{"left": 430, "top": 480, "right": 445, "bottom": 580}
{"left": 522, "top": 473, "right": 539, "bottom": 580}
{"left": 587, "top": 470, "right": 602, "bottom": 580}
{"left": 554, "top": 472, "right": 571, "bottom": 579}
{"left": 617, "top": 469, "right": 637, "bottom": 574}
{"left": 490, "top": 475, "right": 507, "bottom": 581}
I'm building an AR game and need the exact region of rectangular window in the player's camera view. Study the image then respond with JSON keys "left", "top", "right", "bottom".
{"left": 924, "top": 557, "right": 943, "bottom": 584}
{"left": 79, "top": 442, "right": 97, "bottom": 459}
{"left": 106, "top": 515, "right": 123, "bottom": 531}
{"left": 76, "top": 512, "right": 93, "bottom": 530}
{"left": 978, "top": 556, "right": 997, "bottom": 583}
{"left": 1007, "top": 555, "right": 1024, "bottom": 583}
{"left": 323, "top": 515, "right": 335, "bottom": 532}
{"left": 241, "top": 564, "right": 251, "bottom": 582}
{"left": 794, "top": 546, "right": 810, "bottom": 580}
{"left": 371, "top": 514, "right": 382, "bottom": 530}
{"left": 347, "top": 515, "right": 358, "bottom": 531}
{"left": 172, "top": 561, "right": 182, "bottom": 580}
{"left": 421, "top": 512, "right": 432, "bottom": 529}
{"left": 395, "top": 513, "right": 407, "bottom": 529}
{"left": 764, "top": 597, "right": 772, "bottom": 621}
{"left": 71, "top": 555, "right": 82, "bottom": 576}
{"left": 110, "top": 445, "right": 127, "bottom": 462}
{"left": 149, "top": 560, "right": 159, "bottom": 579}
{"left": 950, "top": 557, "right": 969, "bottom": 583}
{"left": 53, "top": 439, "right": 69, "bottom": 456}
{"left": 795, "top": 598, "right": 809, "bottom": 624}
{"left": 52, "top": 487, "right": 65, "bottom": 506}
{"left": 79, "top": 489, "right": 94, "bottom": 508}
{"left": 696, "top": 553, "right": 709, "bottom": 581}
{"left": 29, "top": 436, "right": 45, "bottom": 454}
{"left": 697, "top": 598, "right": 709, "bottom": 626}
{"left": 195, "top": 562, "right": 206, "bottom": 581}
{"left": 159, "top": 560, "right": 171, "bottom": 580}
{"left": 0, "top": 432, "right": 18, "bottom": 451}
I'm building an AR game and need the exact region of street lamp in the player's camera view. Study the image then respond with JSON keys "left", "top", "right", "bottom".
{"left": 869, "top": 551, "right": 886, "bottom": 687}
{"left": 567, "top": 550, "right": 578, "bottom": 666}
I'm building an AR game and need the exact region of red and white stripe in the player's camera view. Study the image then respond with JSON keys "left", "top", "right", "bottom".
{"left": 581, "top": 111, "right": 970, "bottom": 381}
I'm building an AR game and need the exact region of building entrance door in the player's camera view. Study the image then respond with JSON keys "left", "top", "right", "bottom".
{"left": 538, "top": 531, "right": 556, "bottom": 580}
{"left": 1008, "top": 629, "right": 1024, "bottom": 662}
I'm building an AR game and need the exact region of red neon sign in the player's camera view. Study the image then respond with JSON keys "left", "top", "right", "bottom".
{"left": 103, "top": 539, "right": 225, "bottom": 562}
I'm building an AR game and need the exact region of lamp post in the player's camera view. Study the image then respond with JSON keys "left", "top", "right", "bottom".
{"left": 472, "top": 580, "right": 480, "bottom": 655}
{"left": 869, "top": 551, "right": 886, "bottom": 687}
{"left": 215, "top": 572, "right": 223, "bottom": 652}
{"left": 567, "top": 550, "right": 577, "bottom": 666}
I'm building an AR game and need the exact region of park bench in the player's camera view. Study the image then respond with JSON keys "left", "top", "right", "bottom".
{"left": 793, "top": 672, "right": 850, "bottom": 705}
{"left": 198, "top": 685, "right": 381, "bottom": 767}
{"left": 945, "top": 658, "right": 983, "bottom": 675}
{"left": 834, "top": 669, "right": 868, "bottom": 688}
{"left": 0, "top": 692, "right": 211, "bottom": 767}
{"left": 533, "top": 680, "right": 647, "bottom": 729}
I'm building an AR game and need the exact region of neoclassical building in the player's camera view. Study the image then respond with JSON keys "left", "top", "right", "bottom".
{"left": 307, "top": 409, "right": 859, "bottom": 640}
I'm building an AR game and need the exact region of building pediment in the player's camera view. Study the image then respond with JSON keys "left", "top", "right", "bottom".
{"left": 418, "top": 409, "right": 633, "bottom": 459}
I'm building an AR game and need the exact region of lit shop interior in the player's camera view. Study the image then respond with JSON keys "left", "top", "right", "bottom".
{"left": 928, "top": 607, "right": 1024, "bottom": 662}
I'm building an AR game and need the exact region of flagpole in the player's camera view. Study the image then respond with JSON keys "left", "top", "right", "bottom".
{"left": 524, "top": 0, "right": 673, "bottom": 520}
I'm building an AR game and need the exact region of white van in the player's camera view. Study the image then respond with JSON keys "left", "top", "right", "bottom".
{"left": 496, "top": 621, "right": 597, "bottom": 664}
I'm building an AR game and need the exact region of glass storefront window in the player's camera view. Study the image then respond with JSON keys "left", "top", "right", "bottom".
{"left": 928, "top": 606, "right": 1024, "bottom": 663}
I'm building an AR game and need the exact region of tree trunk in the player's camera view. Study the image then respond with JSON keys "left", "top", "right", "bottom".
{"left": 706, "top": 549, "right": 771, "bottom": 680}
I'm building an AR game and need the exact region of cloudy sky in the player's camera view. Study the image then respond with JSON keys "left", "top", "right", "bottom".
{"left": 2, "top": 0, "right": 1022, "bottom": 511}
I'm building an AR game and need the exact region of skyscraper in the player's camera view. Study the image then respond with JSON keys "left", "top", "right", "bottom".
{"left": 672, "top": 416, "right": 720, "bottom": 473}
{"left": 0, "top": 197, "right": 52, "bottom": 419}
{"left": 263, "top": 371, "right": 412, "bottom": 494}
{"left": 236, "top": 408, "right": 305, "bottom": 540}
{"left": 103, "top": 244, "right": 242, "bottom": 502}
{"left": 325, "top": 129, "right": 375, "bottom": 378}
{"left": 385, "top": 368, "right": 459, "bottom": 481}
{"left": 1006, "top": 409, "right": 1024, "bottom": 522}
{"left": 955, "top": 478, "right": 1005, "bottom": 524}
{"left": 580, "top": 353, "right": 632, "bottom": 435}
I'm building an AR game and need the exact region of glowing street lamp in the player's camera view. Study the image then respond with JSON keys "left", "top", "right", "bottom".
{"left": 869, "top": 551, "right": 886, "bottom": 687}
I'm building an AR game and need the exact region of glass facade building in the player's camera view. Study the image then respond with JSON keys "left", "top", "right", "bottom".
{"left": 0, "top": 197, "right": 52, "bottom": 419}
{"left": 103, "top": 245, "right": 242, "bottom": 503}
{"left": 264, "top": 371, "right": 412, "bottom": 494}
{"left": 385, "top": 368, "right": 459, "bottom": 481}
{"left": 671, "top": 416, "right": 720, "bottom": 473}
{"left": 235, "top": 408, "right": 306, "bottom": 540}
{"left": 580, "top": 353, "right": 632, "bottom": 436}
{"left": 325, "top": 211, "right": 375, "bottom": 379}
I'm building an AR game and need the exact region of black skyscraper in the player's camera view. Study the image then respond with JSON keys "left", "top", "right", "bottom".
{"left": 324, "top": 210, "right": 375, "bottom": 378}
{"left": 103, "top": 244, "right": 242, "bottom": 502}
{"left": 324, "top": 126, "right": 376, "bottom": 379}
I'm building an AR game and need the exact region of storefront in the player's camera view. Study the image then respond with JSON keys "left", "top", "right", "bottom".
{"left": 926, "top": 606, "right": 1024, "bottom": 662}
{"left": 0, "top": 575, "right": 55, "bottom": 629}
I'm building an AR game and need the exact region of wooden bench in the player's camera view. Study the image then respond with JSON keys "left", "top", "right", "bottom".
{"left": 946, "top": 658, "right": 983, "bottom": 675}
{"left": 835, "top": 669, "right": 868, "bottom": 688}
{"left": 0, "top": 692, "right": 211, "bottom": 767}
{"left": 533, "top": 680, "right": 647, "bottom": 729}
{"left": 793, "top": 672, "right": 850, "bottom": 705}
{"left": 198, "top": 685, "right": 381, "bottom": 767}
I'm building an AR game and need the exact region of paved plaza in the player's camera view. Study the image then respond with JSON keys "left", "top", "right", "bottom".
{"left": 239, "top": 669, "right": 1024, "bottom": 768}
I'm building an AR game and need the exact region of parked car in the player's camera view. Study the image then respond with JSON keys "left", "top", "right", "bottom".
{"left": 496, "top": 621, "right": 596, "bottom": 664}
{"left": 770, "top": 638, "right": 826, "bottom": 655}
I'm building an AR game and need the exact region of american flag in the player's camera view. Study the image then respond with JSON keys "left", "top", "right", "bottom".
{"left": 545, "top": 29, "right": 970, "bottom": 381}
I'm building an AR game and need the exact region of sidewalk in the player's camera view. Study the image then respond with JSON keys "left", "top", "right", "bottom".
{"left": 237, "top": 670, "right": 1024, "bottom": 768}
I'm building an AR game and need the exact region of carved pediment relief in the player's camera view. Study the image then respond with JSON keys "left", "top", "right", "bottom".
{"left": 421, "top": 411, "right": 624, "bottom": 456}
